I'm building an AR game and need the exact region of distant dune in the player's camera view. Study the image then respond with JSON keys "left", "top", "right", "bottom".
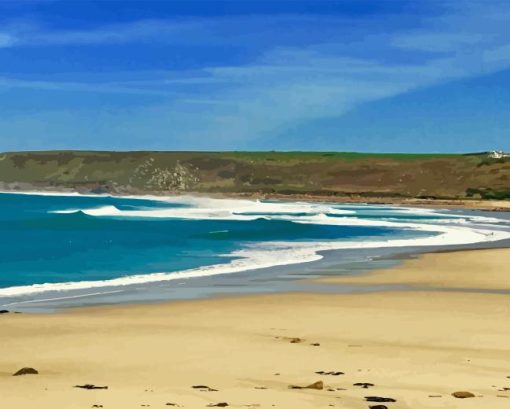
{"left": 0, "top": 151, "right": 508, "bottom": 201}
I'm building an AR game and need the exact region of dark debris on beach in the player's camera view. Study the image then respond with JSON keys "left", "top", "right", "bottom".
{"left": 74, "top": 384, "right": 109, "bottom": 390}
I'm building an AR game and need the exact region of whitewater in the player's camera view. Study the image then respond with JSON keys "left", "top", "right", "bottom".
{"left": 0, "top": 192, "right": 509, "bottom": 306}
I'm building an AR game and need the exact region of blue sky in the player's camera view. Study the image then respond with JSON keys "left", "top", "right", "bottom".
{"left": 0, "top": 0, "right": 509, "bottom": 152}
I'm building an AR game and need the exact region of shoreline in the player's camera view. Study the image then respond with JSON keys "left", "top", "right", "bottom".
{"left": 0, "top": 190, "right": 509, "bottom": 312}
{"left": 316, "top": 247, "right": 510, "bottom": 291}
{"left": 233, "top": 192, "right": 510, "bottom": 212}
{"left": 1, "top": 248, "right": 510, "bottom": 408}
{"left": 2, "top": 187, "right": 510, "bottom": 212}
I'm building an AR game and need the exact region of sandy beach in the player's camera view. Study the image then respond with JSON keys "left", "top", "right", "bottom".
{"left": 1, "top": 248, "right": 510, "bottom": 408}
{"left": 320, "top": 248, "right": 510, "bottom": 290}
{"left": 244, "top": 193, "right": 510, "bottom": 213}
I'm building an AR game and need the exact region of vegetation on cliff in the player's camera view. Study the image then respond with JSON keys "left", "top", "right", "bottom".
{"left": 0, "top": 151, "right": 508, "bottom": 199}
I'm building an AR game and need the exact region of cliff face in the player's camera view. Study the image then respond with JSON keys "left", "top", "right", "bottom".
{"left": 0, "top": 151, "right": 509, "bottom": 199}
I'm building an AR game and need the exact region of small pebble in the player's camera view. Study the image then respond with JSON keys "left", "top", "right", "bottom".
{"left": 452, "top": 391, "right": 475, "bottom": 399}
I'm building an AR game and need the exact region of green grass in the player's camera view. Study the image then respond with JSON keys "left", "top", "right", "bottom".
{"left": 0, "top": 150, "right": 504, "bottom": 200}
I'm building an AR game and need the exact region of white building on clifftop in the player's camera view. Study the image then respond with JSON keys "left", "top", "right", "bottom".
{"left": 488, "top": 150, "right": 510, "bottom": 159}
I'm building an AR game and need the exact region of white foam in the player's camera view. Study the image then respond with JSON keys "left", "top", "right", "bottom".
{"left": 1, "top": 217, "right": 509, "bottom": 298}
{"left": 1, "top": 193, "right": 509, "bottom": 298}
{"left": 0, "top": 190, "right": 111, "bottom": 198}
{"left": 0, "top": 189, "right": 185, "bottom": 203}
{"left": 51, "top": 197, "right": 357, "bottom": 220}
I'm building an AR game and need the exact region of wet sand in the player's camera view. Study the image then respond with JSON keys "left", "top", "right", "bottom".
{"left": 1, "top": 248, "right": 510, "bottom": 408}
{"left": 320, "top": 248, "right": 510, "bottom": 290}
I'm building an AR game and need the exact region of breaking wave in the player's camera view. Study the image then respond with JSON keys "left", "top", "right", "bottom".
{"left": 0, "top": 193, "right": 509, "bottom": 298}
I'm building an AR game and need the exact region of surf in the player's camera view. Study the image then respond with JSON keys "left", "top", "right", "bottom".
{"left": 0, "top": 192, "right": 509, "bottom": 301}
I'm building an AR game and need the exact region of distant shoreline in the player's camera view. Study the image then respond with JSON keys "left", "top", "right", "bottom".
{"left": 1, "top": 150, "right": 509, "bottom": 205}
{"left": 2, "top": 187, "right": 510, "bottom": 212}
{"left": 227, "top": 192, "right": 510, "bottom": 212}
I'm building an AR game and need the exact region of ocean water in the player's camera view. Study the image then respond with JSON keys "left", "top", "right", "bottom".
{"left": 0, "top": 192, "right": 509, "bottom": 310}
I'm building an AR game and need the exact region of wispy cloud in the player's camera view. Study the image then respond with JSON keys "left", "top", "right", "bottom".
{"left": 1, "top": 1, "right": 510, "bottom": 150}
{"left": 0, "top": 14, "right": 366, "bottom": 48}
{"left": 392, "top": 32, "right": 488, "bottom": 52}
{"left": 0, "top": 33, "right": 16, "bottom": 47}
{"left": 0, "top": 76, "right": 178, "bottom": 97}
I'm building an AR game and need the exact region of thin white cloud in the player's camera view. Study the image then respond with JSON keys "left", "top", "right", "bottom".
{"left": 0, "top": 15, "right": 364, "bottom": 48}
{"left": 34, "top": 19, "right": 206, "bottom": 46}
{"left": 1, "top": 2, "right": 510, "bottom": 149}
{"left": 0, "top": 77, "right": 179, "bottom": 96}
{"left": 392, "top": 32, "right": 488, "bottom": 52}
{"left": 0, "top": 33, "right": 15, "bottom": 47}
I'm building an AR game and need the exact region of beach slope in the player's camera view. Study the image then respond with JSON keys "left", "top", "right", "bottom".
{"left": 1, "top": 249, "right": 510, "bottom": 408}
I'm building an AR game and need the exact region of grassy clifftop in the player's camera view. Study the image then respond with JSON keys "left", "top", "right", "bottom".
{"left": 0, "top": 150, "right": 509, "bottom": 199}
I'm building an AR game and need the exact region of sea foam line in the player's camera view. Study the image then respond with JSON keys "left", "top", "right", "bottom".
{"left": 1, "top": 192, "right": 509, "bottom": 298}
{"left": 0, "top": 221, "right": 508, "bottom": 298}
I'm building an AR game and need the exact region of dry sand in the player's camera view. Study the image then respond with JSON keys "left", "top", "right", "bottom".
{"left": 1, "top": 248, "right": 510, "bottom": 408}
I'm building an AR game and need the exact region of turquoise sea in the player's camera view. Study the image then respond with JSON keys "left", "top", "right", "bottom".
{"left": 0, "top": 192, "right": 509, "bottom": 311}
